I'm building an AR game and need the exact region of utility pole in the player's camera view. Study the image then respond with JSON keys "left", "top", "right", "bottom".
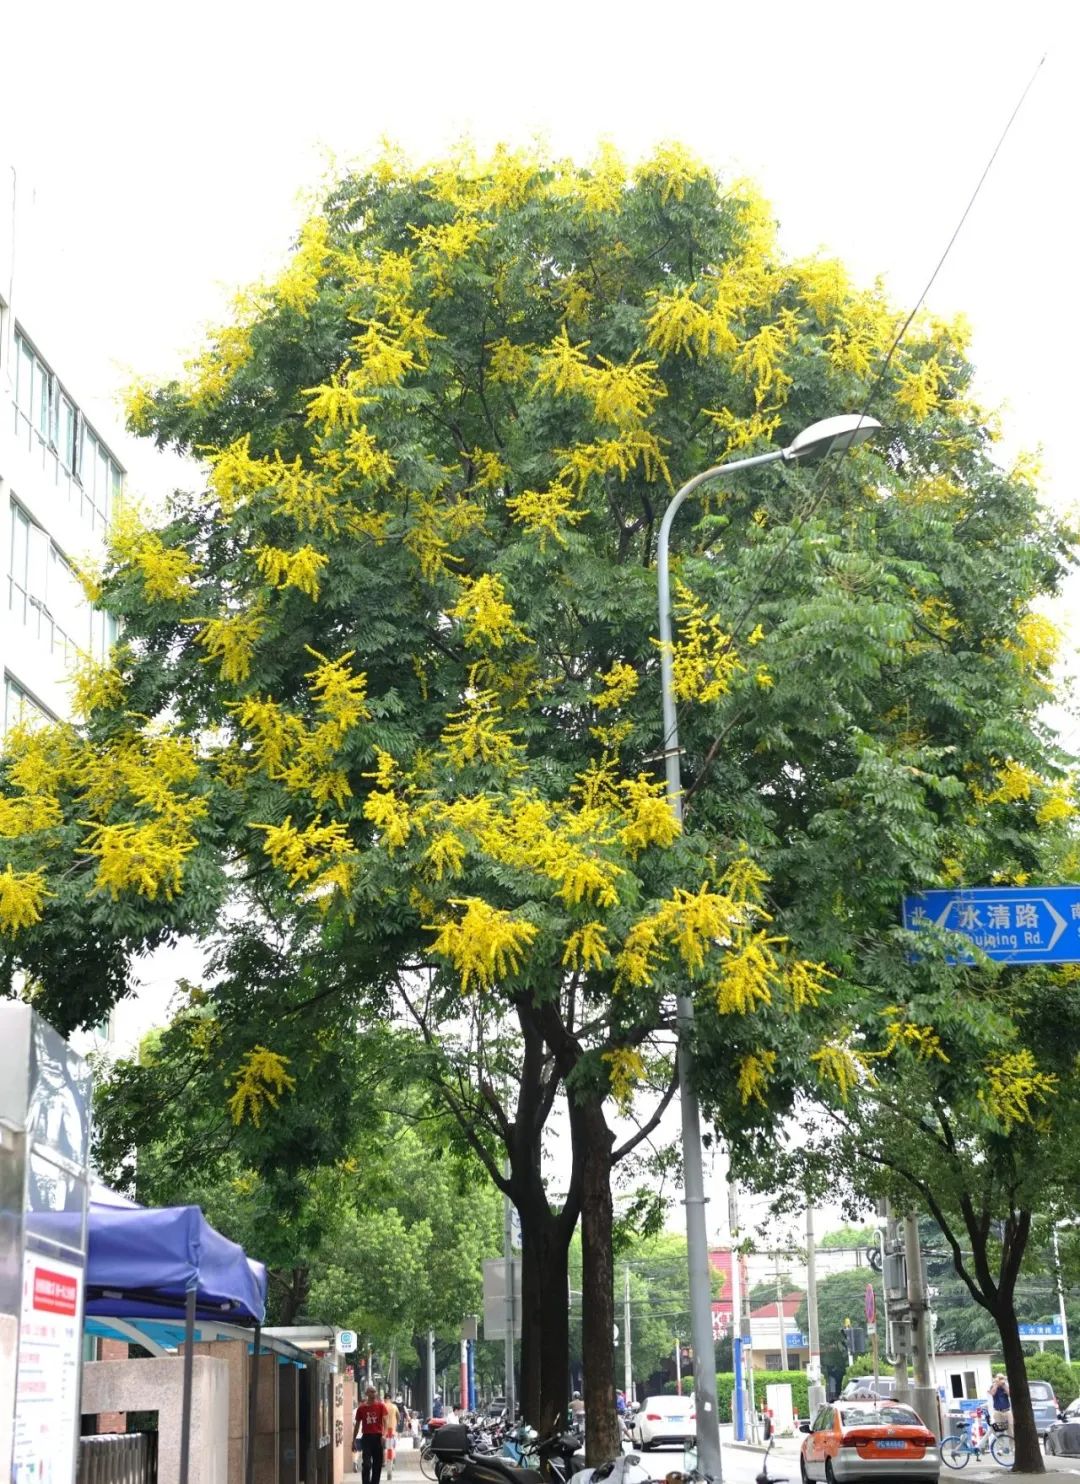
{"left": 1054, "top": 1226, "right": 1072, "bottom": 1365}
{"left": 503, "top": 1168, "right": 517, "bottom": 1421}
{"left": 675, "top": 1337, "right": 682, "bottom": 1396}
{"left": 740, "top": 1238, "right": 758, "bottom": 1442}
{"left": 775, "top": 1253, "right": 789, "bottom": 1371}
{"left": 904, "top": 1213, "right": 938, "bottom": 1436}
{"left": 883, "top": 1202, "right": 910, "bottom": 1406}
{"left": 623, "top": 1265, "right": 633, "bottom": 1401}
{"left": 728, "top": 1179, "right": 745, "bottom": 1442}
{"left": 427, "top": 1330, "right": 436, "bottom": 1417}
{"left": 805, "top": 1201, "right": 825, "bottom": 1417}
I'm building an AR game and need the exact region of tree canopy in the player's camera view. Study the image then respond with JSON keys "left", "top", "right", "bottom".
{"left": 0, "top": 140, "right": 1074, "bottom": 1455}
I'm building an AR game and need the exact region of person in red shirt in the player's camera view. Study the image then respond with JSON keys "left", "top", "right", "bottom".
{"left": 353, "top": 1384, "right": 388, "bottom": 1484}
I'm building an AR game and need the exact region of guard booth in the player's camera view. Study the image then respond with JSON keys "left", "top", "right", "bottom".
{"left": 0, "top": 1003, "right": 92, "bottom": 1484}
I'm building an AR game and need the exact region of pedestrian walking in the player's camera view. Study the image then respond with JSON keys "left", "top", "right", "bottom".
{"left": 353, "top": 1384, "right": 389, "bottom": 1484}
{"left": 383, "top": 1392, "right": 399, "bottom": 1481}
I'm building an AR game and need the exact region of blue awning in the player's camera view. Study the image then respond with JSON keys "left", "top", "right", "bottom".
{"left": 45, "top": 1201, "right": 267, "bottom": 1325}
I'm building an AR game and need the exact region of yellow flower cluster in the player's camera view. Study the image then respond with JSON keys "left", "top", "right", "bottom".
{"left": 506, "top": 485, "right": 584, "bottom": 547}
{"left": 426, "top": 897, "right": 538, "bottom": 991}
{"left": 536, "top": 330, "right": 665, "bottom": 432}
{"left": 563, "top": 920, "right": 610, "bottom": 973}
{"left": 603, "top": 1046, "right": 646, "bottom": 1112}
{"left": 977, "top": 1048, "right": 1058, "bottom": 1131}
{"left": 440, "top": 691, "right": 524, "bottom": 771}
{"left": 670, "top": 583, "right": 744, "bottom": 704}
{"left": 227, "top": 1046, "right": 297, "bottom": 1127}
{"left": 192, "top": 607, "right": 268, "bottom": 685}
{"left": 447, "top": 574, "right": 522, "bottom": 648}
{"left": 737, "top": 1050, "right": 776, "bottom": 1107}
{"left": 252, "top": 544, "right": 329, "bottom": 601}
{"left": 0, "top": 865, "right": 52, "bottom": 934}
{"left": 251, "top": 814, "right": 354, "bottom": 896}
{"left": 557, "top": 428, "right": 670, "bottom": 491}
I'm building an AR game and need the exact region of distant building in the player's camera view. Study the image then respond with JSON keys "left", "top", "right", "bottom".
{"left": 0, "top": 169, "right": 125, "bottom": 1053}
{"left": 748, "top": 1291, "right": 807, "bottom": 1373}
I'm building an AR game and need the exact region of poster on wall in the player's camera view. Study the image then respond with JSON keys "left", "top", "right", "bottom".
{"left": 12, "top": 1251, "right": 84, "bottom": 1484}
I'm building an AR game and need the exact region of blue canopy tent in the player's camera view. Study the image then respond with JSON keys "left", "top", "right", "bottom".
{"left": 74, "top": 1201, "right": 268, "bottom": 1484}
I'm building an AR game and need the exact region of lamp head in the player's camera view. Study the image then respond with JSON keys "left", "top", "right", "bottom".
{"left": 783, "top": 413, "right": 882, "bottom": 464}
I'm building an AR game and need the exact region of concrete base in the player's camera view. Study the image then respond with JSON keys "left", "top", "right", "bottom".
{"left": 909, "top": 1384, "right": 942, "bottom": 1439}
{"left": 82, "top": 1355, "right": 229, "bottom": 1484}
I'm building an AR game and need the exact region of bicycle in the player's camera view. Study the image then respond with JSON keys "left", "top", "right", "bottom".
{"left": 940, "top": 1410, "right": 1015, "bottom": 1469}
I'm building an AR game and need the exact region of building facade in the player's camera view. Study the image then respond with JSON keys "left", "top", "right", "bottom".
{"left": 0, "top": 171, "right": 126, "bottom": 1060}
{"left": 0, "top": 317, "right": 120, "bottom": 729}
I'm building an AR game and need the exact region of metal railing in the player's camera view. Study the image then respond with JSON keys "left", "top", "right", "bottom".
{"left": 78, "top": 1432, "right": 158, "bottom": 1484}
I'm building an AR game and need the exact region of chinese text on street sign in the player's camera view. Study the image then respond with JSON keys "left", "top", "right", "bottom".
{"left": 902, "top": 886, "right": 1080, "bottom": 964}
{"left": 1018, "top": 1322, "right": 1063, "bottom": 1338}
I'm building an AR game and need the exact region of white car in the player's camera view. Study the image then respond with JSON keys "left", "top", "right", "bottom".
{"left": 632, "top": 1395, "right": 696, "bottom": 1449}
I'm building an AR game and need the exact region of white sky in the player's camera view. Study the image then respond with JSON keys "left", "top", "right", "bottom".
{"left": 7, "top": 0, "right": 1078, "bottom": 1230}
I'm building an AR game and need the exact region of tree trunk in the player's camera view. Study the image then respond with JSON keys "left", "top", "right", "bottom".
{"left": 276, "top": 1264, "right": 310, "bottom": 1325}
{"left": 518, "top": 1188, "right": 575, "bottom": 1433}
{"left": 994, "top": 1296, "right": 1044, "bottom": 1473}
{"left": 577, "top": 1098, "right": 621, "bottom": 1464}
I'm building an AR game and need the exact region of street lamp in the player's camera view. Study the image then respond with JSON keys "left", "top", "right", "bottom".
{"left": 657, "top": 412, "right": 882, "bottom": 1484}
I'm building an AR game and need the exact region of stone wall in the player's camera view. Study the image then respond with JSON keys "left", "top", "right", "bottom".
{"left": 82, "top": 1355, "right": 229, "bottom": 1484}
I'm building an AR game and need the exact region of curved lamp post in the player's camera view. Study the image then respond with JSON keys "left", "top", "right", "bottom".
{"left": 659, "top": 413, "right": 881, "bottom": 1483}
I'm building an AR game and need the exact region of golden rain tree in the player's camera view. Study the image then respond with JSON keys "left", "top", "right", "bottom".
{"left": 0, "top": 143, "right": 1074, "bottom": 1454}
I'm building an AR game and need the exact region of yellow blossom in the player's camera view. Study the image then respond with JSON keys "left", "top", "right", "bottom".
{"left": 895, "top": 356, "right": 946, "bottom": 421}
{"left": 603, "top": 1047, "right": 646, "bottom": 1112}
{"left": 634, "top": 143, "right": 711, "bottom": 204}
{"left": 427, "top": 897, "right": 538, "bottom": 991}
{"left": 978, "top": 1049, "right": 1058, "bottom": 1131}
{"left": 1036, "top": 783, "right": 1075, "bottom": 826}
{"left": 305, "top": 649, "right": 371, "bottom": 732}
{"left": 737, "top": 1050, "right": 776, "bottom": 1107}
{"left": 205, "top": 434, "right": 275, "bottom": 513}
{"left": 447, "top": 574, "right": 522, "bottom": 649}
{"left": 714, "top": 931, "right": 781, "bottom": 1014}
{"left": 616, "top": 776, "right": 680, "bottom": 855}
{"left": 191, "top": 608, "right": 267, "bottom": 685}
{"left": 563, "top": 921, "right": 611, "bottom": 974}
{"left": 302, "top": 370, "right": 373, "bottom": 429}
{"left": 487, "top": 337, "right": 533, "bottom": 385}
{"left": 252, "top": 544, "right": 329, "bottom": 600}
{"left": 251, "top": 815, "right": 353, "bottom": 888}
{"left": 810, "top": 1042, "right": 862, "bottom": 1101}
{"left": 440, "top": 692, "right": 524, "bottom": 771}
{"left": 506, "top": 485, "right": 585, "bottom": 547}
{"left": 594, "top": 662, "right": 639, "bottom": 712}
{"left": 227, "top": 1047, "right": 297, "bottom": 1127}
{"left": 423, "top": 832, "right": 468, "bottom": 881}
{"left": 669, "top": 582, "right": 744, "bottom": 704}
{"left": 785, "top": 960, "right": 836, "bottom": 1010}
{"left": 0, "top": 865, "right": 52, "bottom": 933}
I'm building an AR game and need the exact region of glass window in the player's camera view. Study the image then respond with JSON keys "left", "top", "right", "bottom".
{"left": 33, "top": 358, "right": 49, "bottom": 437}
{"left": 10, "top": 502, "right": 30, "bottom": 587}
{"left": 3, "top": 677, "right": 51, "bottom": 734}
{"left": 17, "top": 337, "right": 34, "bottom": 416}
{"left": 57, "top": 395, "right": 75, "bottom": 470}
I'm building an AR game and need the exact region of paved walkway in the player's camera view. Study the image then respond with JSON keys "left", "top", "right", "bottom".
{"left": 345, "top": 1436, "right": 1080, "bottom": 1484}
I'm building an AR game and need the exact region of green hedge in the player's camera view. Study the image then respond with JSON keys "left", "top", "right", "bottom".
{"left": 664, "top": 1370, "right": 810, "bottom": 1425}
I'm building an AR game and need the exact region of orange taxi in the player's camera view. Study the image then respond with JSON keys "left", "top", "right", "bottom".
{"left": 799, "top": 1400, "right": 939, "bottom": 1483}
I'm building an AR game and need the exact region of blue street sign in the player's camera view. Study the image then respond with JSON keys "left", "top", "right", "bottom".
{"left": 785, "top": 1332, "right": 807, "bottom": 1348}
{"left": 1019, "top": 1322, "right": 1064, "bottom": 1337}
{"left": 902, "top": 886, "right": 1080, "bottom": 964}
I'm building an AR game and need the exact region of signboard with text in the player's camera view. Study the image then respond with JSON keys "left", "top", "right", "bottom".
{"left": 13, "top": 1253, "right": 84, "bottom": 1484}
{"left": 903, "top": 887, "right": 1080, "bottom": 964}
{"left": 1019, "top": 1322, "right": 1063, "bottom": 1338}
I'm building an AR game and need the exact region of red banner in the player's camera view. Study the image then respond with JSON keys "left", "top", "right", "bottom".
{"left": 32, "top": 1267, "right": 78, "bottom": 1317}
